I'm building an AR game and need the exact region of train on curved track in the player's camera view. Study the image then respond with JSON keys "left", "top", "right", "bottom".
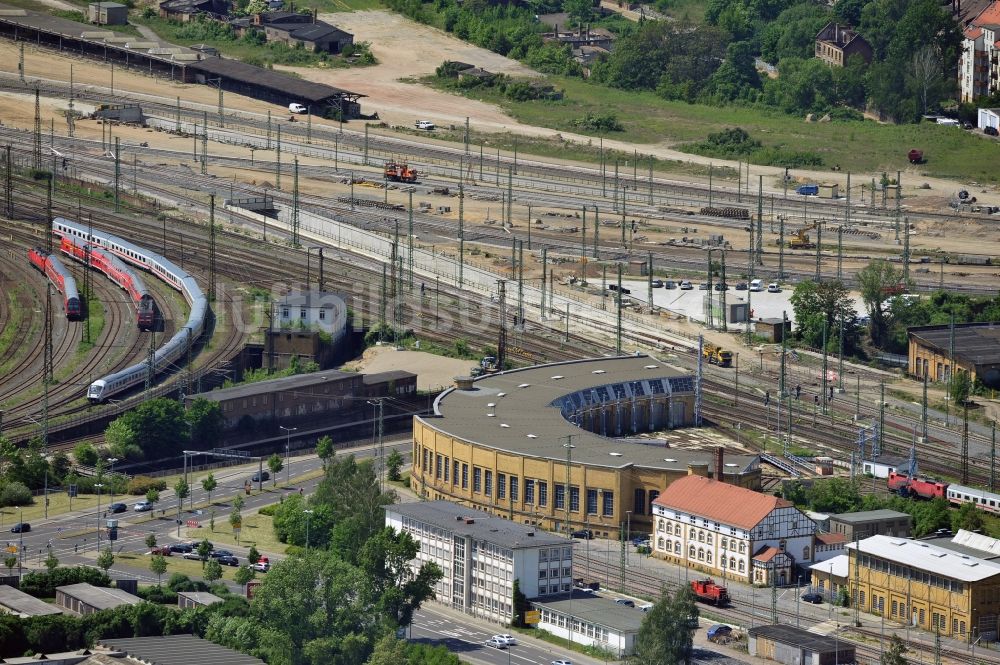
{"left": 27, "top": 247, "right": 81, "bottom": 320}
{"left": 58, "top": 234, "right": 158, "bottom": 331}
{"left": 51, "top": 218, "right": 208, "bottom": 403}
{"left": 888, "top": 471, "right": 1000, "bottom": 513}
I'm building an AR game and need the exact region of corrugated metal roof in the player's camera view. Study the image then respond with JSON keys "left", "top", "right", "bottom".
{"left": 386, "top": 501, "right": 567, "bottom": 549}
{"left": 749, "top": 624, "right": 852, "bottom": 653}
{"left": 0, "top": 585, "right": 63, "bottom": 617}
{"left": 847, "top": 535, "right": 1000, "bottom": 582}
{"left": 57, "top": 583, "right": 142, "bottom": 610}
{"left": 187, "top": 370, "right": 358, "bottom": 402}
{"left": 98, "top": 635, "right": 265, "bottom": 665}
{"left": 653, "top": 475, "right": 793, "bottom": 529}
{"left": 809, "top": 553, "right": 849, "bottom": 578}
{"left": 188, "top": 56, "right": 364, "bottom": 103}
{"left": 951, "top": 528, "right": 1000, "bottom": 556}
{"left": 908, "top": 322, "right": 1000, "bottom": 366}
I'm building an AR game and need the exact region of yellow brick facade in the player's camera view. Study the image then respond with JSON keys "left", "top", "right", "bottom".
{"left": 412, "top": 417, "right": 761, "bottom": 535}
{"left": 908, "top": 340, "right": 975, "bottom": 384}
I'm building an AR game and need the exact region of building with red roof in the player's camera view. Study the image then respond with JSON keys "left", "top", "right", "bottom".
{"left": 960, "top": 1, "right": 1000, "bottom": 101}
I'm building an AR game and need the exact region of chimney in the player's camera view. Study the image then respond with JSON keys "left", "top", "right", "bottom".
{"left": 715, "top": 446, "right": 725, "bottom": 483}
{"left": 312, "top": 7, "right": 317, "bottom": 23}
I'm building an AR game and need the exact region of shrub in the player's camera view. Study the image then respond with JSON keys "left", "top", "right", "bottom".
{"left": 571, "top": 112, "right": 623, "bottom": 132}
{"left": 167, "top": 573, "right": 211, "bottom": 593}
{"left": 0, "top": 481, "right": 34, "bottom": 507}
{"left": 137, "top": 585, "right": 178, "bottom": 604}
{"left": 73, "top": 442, "right": 99, "bottom": 466}
{"left": 20, "top": 567, "right": 111, "bottom": 598}
{"left": 127, "top": 476, "right": 167, "bottom": 495}
{"left": 257, "top": 504, "right": 278, "bottom": 516}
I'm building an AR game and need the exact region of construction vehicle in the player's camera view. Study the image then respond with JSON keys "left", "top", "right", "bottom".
{"left": 690, "top": 579, "right": 730, "bottom": 606}
{"left": 384, "top": 160, "right": 418, "bottom": 183}
{"left": 702, "top": 343, "right": 733, "bottom": 368}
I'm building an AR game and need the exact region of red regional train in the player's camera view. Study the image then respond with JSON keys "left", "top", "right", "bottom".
{"left": 59, "top": 235, "right": 157, "bottom": 330}
{"left": 27, "top": 247, "right": 81, "bottom": 320}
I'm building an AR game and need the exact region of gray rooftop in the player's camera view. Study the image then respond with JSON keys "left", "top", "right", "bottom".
{"left": 424, "top": 356, "right": 758, "bottom": 472}
{"left": 57, "top": 583, "right": 141, "bottom": 610}
{"left": 387, "top": 501, "right": 567, "bottom": 549}
{"left": 98, "top": 635, "right": 265, "bottom": 665}
{"left": 363, "top": 370, "right": 416, "bottom": 384}
{"left": 189, "top": 370, "right": 357, "bottom": 402}
{"left": 530, "top": 590, "right": 646, "bottom": 633}
{"left": 177, "top": 591, "right": 223, "bottom": 605}
{"left": 830, "top": 509, "right": 911, "bottom": 524}
{"left": 909, "top": 323, "right": 1000, "bottom": 366}
{"left": 0, "top": 584, "right": 63, "bottom": 616}
{"left": 749, "top": 624, "right": 853, "bottom": 653}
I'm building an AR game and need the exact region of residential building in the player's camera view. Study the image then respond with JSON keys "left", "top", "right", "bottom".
{"left": 980, "top": 108, "right": 1000, "bottom": 130}
{"left": 651, "top": 475, "right": 818, "bottom": 585}
{"left": 56, "top": 583, "right": 141, "bottom": 615}
{"left": 828, "top": 509, "right": 912, "bottom": 541}
{"left": 908, "top": 322, "right": 1000, "bottom": 388}
{"left": 274, "top": 290, "right": 348, "bottom": 339}
{"left": 809, "top": 553, "right": 848, "bottom": 601}
{"left": 960, "top": 2, "right": 1000, "bottom": 102}
{"left": 532, "top": 591, "right": 643, "bottom": 657}
{"left": 412, "top": 356, "right": 761, "bottom": 536}
{"left": 88, "top": 2, "right": 127, "bottom": 25}
{"left": 847, "top": 535, "right": 1000, "bottom": 640}
{"left": 385, "top": 501, "right": 572, "bottom": 624}
{"left": 813, "top": 532, "right": 847, "bottom": 562}
{"left": 748, "top": 625, "right": 855, "bottom": 665}
{"left": 814, "top": 22, "right": 873, "bottom": 67}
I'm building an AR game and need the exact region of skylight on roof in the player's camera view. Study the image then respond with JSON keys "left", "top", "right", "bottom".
{"left": 664, "top": 458, "right": 677, "bottom": 463}
{"left": 497, "top": 392, "right": 506, "bottom": 397}
{"left": 500, "top": 424, "right": 510, "bottom": 428}
{"left": 518, "top": 383, "right": 531, "bottom": 388}
{"left": 592, "top": 370, "right": 606, "bottom": 374}
{"left": 487, "top": 403, "right": 496, "bottom": 408}
{"left": 645, "top": 365, "right": 658, "bottom": 369}
{"left": 527, "top": 434, "right": 537, "bottom": 439}
{"left": 609, "top": 452, "right": 623, "bottom": 457}
{"left": 551, "top": 375, "right": 564, "bottom": 380}
{"left": 930, "top": 552, "right": 946, "bottom": 558}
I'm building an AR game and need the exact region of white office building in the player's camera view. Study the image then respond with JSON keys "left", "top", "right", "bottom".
{"left": 385, "top": 501, "right": 572, "bottom": 623}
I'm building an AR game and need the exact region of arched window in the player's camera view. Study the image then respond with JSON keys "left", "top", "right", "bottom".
{"left": 739, "top": 542, "right": 746, "bottom": 554}
{"left": 803, "top": 546, "right": 811, "bottom": 561}
{"left": 706, "top": 553, "right": 712, "bottom": 564}
{"left": 689, "top": 545, "right": 696, "bottom": 559}
{"left": 698, "top": 532, "right": 704, "bottom": 543}
{"left": 698, "top": 548, "right": 704, "bottom": 561}
{"left": 657, "top": 537, "right": 666, "bottom": 550}
{"left": 730, "top": 557, "right": 737, "bottom": 570}
{"left": 689, "top": 528, "right": 695, "bottom": 539}
{"left": 731, "top": 539, "right": 738, "bottom": 551}
{"left": 674, "top": 541, "right": 681, "bottom": 554}
{"left": 707, "top": 534, "right": 713, "bottom": 545}
{"left": 739, "top": 560, "right": 746, "bottom": 572}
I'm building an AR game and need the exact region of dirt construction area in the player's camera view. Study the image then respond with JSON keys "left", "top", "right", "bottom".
{"left": 341, "top": 346, "right": 473, "bottom": 392}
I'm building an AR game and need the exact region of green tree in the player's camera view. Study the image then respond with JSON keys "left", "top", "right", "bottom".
{"left": 563, "top": 0, "right": 593, "bottom": 24}
{"left": 175, "top": 478, "right": 190, "bottom": 514}
{"left": 4, "top": 555, "right": 16, "bottom": 576}
{"left": 881, "top": 633, "right": 909, "bottom": 665}
{"left": 202, "top": 474, "right": 218, "bottom": 505}
{"left": 357, "top": 527, "right": 443, "bottom": 629}
{"left": 234, "top": 494, "right": 245, "bottom": 511}
{"left": 789, "top": 280, "right": 858, "bottom": 350}
{"left": 316, "top": 436, "right": 334, "bottom": 469}
{"left": 187, "top": 398, "right": 224, "bottom": 448}
{"left": 204, "top": 558, "right": 223, "bottom": 583}
{"left": 952, "top": 501, "right": 984, "bottom": 533}
{"left": 146, "top": 488, "right": 160, "bottom": 506}
{"left": 268, "top": 454, "right": 283, "bottom": 487}
{"left": 247, "top": 545, "right": 261, "bottom": 565}
{"left": 636, "top": 585, "right": 697, "bottom": 665}
{"left": 145, "top": 533, "right": 157, "bottom": 550}
{"left": 386, "top": 450, "right": 403, "bottom": 482}
{"left": 272, "top": 494, "right": 334, "bottom": 548}
{"left": 72, "top": 442, "right": 99, "bottom": 466}
{"left": 950, "top": 371, "right": 972, "bottom": 405}
{"left": 96, "top": 547, "right": 114, "bottom": 574}
{"left": 365, "top": 635, "right": 409, "bottom": 665}
{"left": 105, "top": 398, "right": 190, "bottom": 460}
{"left": 196, "top": 539, "right": 213, "bottom": 567}
{"left": 807, "top": 478, "right": 863, "bottom": 513}
{"left": 150, "top": 554, "right": 168, "bottom": 586}
{"left": 511, "top": 579, "right": 528, "bottom": 627}
{"left": 858, "top": 259, "right": 905, "bottom": 348}
{"left": 44, "top": 549, "right": 58, "bottom": 571}
{"left": 235, "top": 564, "right": 256, "bottom": 592}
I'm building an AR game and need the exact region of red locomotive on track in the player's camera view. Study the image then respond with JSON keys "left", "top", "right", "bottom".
{"left": 28, "top": 247, "right": 81, "bottom": 320}
{"left": 59, "top": 235, "right": 158, "bottom": 330}
{"left": 690, "top": 579, "right": 730, "bottom": 606}
{"left": 887, "top": 472, "right": 948, "bottom": 500}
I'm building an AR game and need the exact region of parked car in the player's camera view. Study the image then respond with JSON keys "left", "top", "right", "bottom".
{"left": 415, "top": 120, "right": 435, "bottom": 130}
{"left": 183, "top": 551, "right": 203, "bottom": 560}
{"left": 552, "top": 659, "right": 573, "bottom": 665}
{"left": 491, "top": 635, "right": 517, "bottom": 646}
{"left": 253, "top": 561, "right": 270, "bottom": 573}
{"left": 133, "top": 500, "right": 153, "bottom": 512}
{"left": 698, "top": 283, "right": 709, "bottom": 290}
{"left": 485, "top": 638, "right": 508, "bottom": 650}
{"left": 209, "top": 549, "right": 234, "bottom": 559}
{"left": 251, "top": 471, "right": 270, "bottom": 482}
{"left": 168, "top": 543, "right": 194, "bottom": 554}
{"left": 713, "top": 282, "right": 728, "bottom": 291}
{"left": 986, "top": 126, "right": 999, "bottom": 136}
{"left": 288, "top": 103, "right": 307, "bottom": 114}
{"left": 651, "top": 279, "right": 664, "bottom": 288}
{"left": 150, "top": 546, "right": 173, "bottom": 556}
{"left": 217, "top": 555, "right": 240, "bottom": 567}
{"left": 615, "top": 599, "right": 635, "bottom": 607}
{"left": 767, "top": 282, "right": 782, "bottom": 293}
{"left": 664, "top": 280, "right": 677, "bottom": 289}
{"left": 749, "top": 279, "right": 764, "bottom": 292}
{"left": 10, "top": 522, "right": 30, "bottom": 533}
{"left": 735, "top": 282, "right": 748, "bottom": 290}
{"left": 707, "top": 625, "right": 733, "bottom": 642}
{"left": 571, "top": 529, "right": 594, "bottom": 540}
{"left": 108, "top": 502, "right": 127, "bottom": 514}
{"left": 801, "top": 592, "right": 824, "bottom": 604}
{"left": 679, "top": 280, "right": 693, "bottom": 290}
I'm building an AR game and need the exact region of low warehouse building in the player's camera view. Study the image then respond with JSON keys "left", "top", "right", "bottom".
{"left": 0, "top": 584, "right": 63, "bottom": 617}
{"left": 748, "top": 625, "right": 855, "bottom": 665}
{"left": 56, "top": 583, "right": 141, "bottom": 615}
{"left": 908, "top": 322, "right": 1000, "bottom": 388}
{"left": 828, "top": 509, "right": 911, "bottom": 540}
{"left": 177, "top": 591, "right": 223, "bottom": 608}
{"left": 531, "top": 591, "right": 643, "bottom": 657}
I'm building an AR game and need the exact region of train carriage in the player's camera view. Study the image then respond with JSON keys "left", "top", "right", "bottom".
{"left": 28, "top": 247, "right": 81, "bottom": 320}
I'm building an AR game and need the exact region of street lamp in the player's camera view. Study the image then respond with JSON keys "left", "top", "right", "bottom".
{"left": 107, "top": 457, "right": 118, "bottom": 507}
{"left": 304, "top": 509, "right": 314, "bottom": 551}
{"left": 625, "top": 510, "right": 632, "bottom": 567}
{"left": 94, "top": 483, "right": 104, "bottom": 550}
{"left": 280, "top": 425, "right": 297, "bottom": 486}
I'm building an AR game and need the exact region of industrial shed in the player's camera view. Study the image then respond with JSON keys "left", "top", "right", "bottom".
{"left": 56, "top": 583, "right": 141, "bottom": 615}
{"left": 0, "top": 584, "right": 63, "bottom": 617}
{"left": 98, "top": 634, "right": 266, "bottom": 665}
{"left": 748, "top": 625, "right": 855, "bottom": 665}
{"left": 177, "top": 591, "right": 223, "bottom": 609}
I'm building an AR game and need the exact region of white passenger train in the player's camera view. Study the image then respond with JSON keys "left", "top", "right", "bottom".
{"left": 51, "top": 218, "right": 208, "bottom": 402}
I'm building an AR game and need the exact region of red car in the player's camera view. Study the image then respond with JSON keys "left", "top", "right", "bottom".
{"left": 150, "top": 545, "right": 173, "bottom": 556}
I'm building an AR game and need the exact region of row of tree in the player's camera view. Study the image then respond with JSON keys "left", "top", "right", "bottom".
{"left": 104, "top": 397, "right": 223, "bottom": 461}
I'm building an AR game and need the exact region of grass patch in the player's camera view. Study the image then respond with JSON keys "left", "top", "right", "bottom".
{"left": 77, "top": 291, "right": 104, "bottom": 353}
{"left": 184, "top": 510, "right": 287, "bottom": 553}
{"left": 0, "top": 287, "right": 25, "bottom": 376}
{"left": 311, "top": 0, "right": 384, "bottom": 11}
{"left": 129, "top": 551, "right": 249, "bottom": 582}
{"left": 0, "top": 492, "right": 106, "bottom": 525}
{"left": 420, "top": 75, "right": 1000, "bottom": 182}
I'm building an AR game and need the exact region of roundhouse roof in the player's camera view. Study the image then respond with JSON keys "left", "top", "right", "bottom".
{"left": 422, "top": 355, "right": 757, "bottom": 473}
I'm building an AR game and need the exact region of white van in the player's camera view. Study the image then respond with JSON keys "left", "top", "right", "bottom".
{"left": 288, "top": 103, "right": 307, "bottom": 114}
{"left": 749, "top": 279, "right": 764, "bottom": 292}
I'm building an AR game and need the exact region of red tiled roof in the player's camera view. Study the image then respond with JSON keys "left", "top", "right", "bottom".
{"left": 973, "top": 1, "right": 1000, "bottom": 27}
{"left": 816, "top": 532, "right": 847, "bottom": 545}
{"left": 753, "top": 546, "right": 781, "bottom": 562}
{"left": 966, "top": 26, "right": 984, "bottom": 39}
{"left": 652, "top": 476, "right": 793, "bottom": 529}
